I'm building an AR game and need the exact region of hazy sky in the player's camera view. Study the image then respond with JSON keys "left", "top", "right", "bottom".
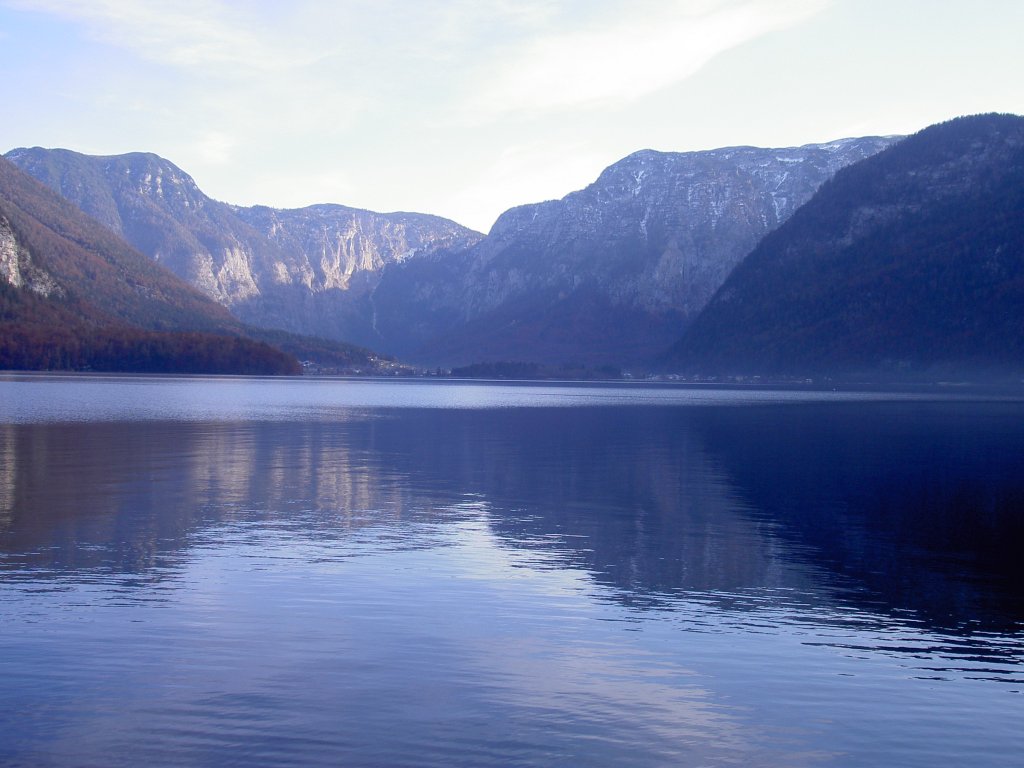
{"left": 1, "top": 0, "right": 1021, "bottom": 232}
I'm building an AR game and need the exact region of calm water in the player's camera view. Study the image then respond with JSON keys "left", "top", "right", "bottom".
{"left": 1, "top": 375, "right": 1022, "bottom": 767}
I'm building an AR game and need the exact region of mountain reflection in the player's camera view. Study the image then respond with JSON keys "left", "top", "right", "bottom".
{"left": 0, "top": 418, "right": 439, "bottom": 576}
{"left": 687, "top": 403, "right": 1024, "bottom": 631}
{"left": 354, "top": 408, "right": 805, "bottom": 599}
{"left": 2, "top": 401, "right": 1022, "bottom": 634}
{"left": 353, "top": 406, "right": 1024, "bottom": 631}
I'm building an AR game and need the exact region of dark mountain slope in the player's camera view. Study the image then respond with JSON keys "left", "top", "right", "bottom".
{"left": 668, "top": 114, "right": 1024, "bottom": 378}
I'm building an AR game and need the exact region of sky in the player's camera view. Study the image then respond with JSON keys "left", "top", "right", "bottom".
{"left": 1, "top": 1, "right": 1021, "bottom": 233}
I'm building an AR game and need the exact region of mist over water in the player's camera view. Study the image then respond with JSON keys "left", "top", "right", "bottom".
{"left": 1, "top": 377, "right": 1022, "bottom": 767}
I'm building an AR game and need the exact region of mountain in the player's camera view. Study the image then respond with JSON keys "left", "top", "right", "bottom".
{"left": 7, "top": 138, "right": 896, "bottom": 369}
{"left": 369, "top": 137, "right": 896, "bottom": 366}
{"left": 667, "top": 114, "right": 1024, "bottom": 378}
{"left": 0, "top": 155, "right": 240, "bottom": 329}
{"left": 0, "top": 154, "right": 298, "bottom": 374}
{"left": 3, "top": 148, "right": 483, "bottom": 349}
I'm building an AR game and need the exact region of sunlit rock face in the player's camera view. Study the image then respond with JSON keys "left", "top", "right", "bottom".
{"left": 227, "top": 204, "right": 484, "bottom": 346}
{"left": 370, "top": 137, "right": 897, "bottom": 366}
{"left": 0, "top": 215, "right": 22, "bottom": 288}
{"left": 0, "top": 213, "right": 63, "bottom": 299}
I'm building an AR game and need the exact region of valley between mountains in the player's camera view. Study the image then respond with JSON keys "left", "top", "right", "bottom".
{"left": 3, "top": 113, "right": 1023, "bottom": 379}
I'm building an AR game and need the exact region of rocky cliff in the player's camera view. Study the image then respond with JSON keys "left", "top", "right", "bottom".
{"left": 229, "top": 203, "right": 482, "bottom": 345}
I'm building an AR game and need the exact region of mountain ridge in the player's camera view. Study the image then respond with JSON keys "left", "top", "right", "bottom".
{"left": 6, "top": 135, "right": 898, "bottom": 368}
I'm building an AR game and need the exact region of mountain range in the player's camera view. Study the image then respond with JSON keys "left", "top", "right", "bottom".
{"left": 6, "top": 136, "right": 894, "bottom": 367}
{"left": 4, "top": 113, "right": 1023, "bottom": 379}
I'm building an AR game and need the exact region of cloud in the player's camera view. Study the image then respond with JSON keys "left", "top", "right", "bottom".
{"left": 195, "top": 131, "right": 236, "bottom": 165}
{"left": 5, "top": 0, "right": 567, "bottom": 75}
{"left": 4, "top": 0, "right": 303, "bottom": 72}
{"left": 469, "top": 0, "right": 828, "bottom": 116}
{"left": 3, "top": 0, "right": 372, "bottom": 144}
{"left": 0, "top": 0, "right": 837, "bottom": 227}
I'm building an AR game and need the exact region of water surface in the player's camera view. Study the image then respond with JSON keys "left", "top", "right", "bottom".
{"left": 1, "top": 376, "right": 1022, "bottom": 766}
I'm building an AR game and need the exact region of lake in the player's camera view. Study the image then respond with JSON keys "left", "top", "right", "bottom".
{"left": 1, "top": 375, "right": 1022, "bottom": 767}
